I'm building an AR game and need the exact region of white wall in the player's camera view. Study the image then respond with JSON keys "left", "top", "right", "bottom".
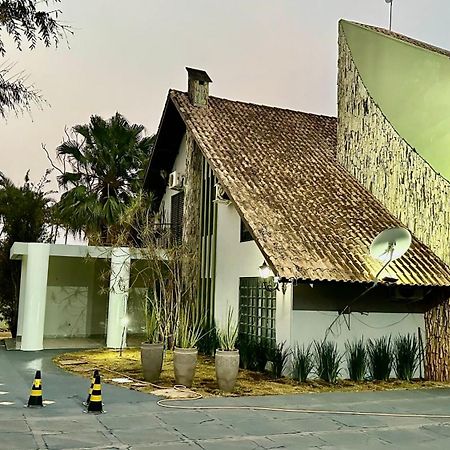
{"left": 291, "top": 310, "right": 425, "bottom": 377}
{"left": 214, "top": 202, "right": 263, "bottom": 326}
{"left": 160, "top": 134, "right": 187, "bottom": 222}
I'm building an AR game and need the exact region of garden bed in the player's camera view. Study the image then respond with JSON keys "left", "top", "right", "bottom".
{"left": 54, "top": 348, "right": 450, "bottom": 398}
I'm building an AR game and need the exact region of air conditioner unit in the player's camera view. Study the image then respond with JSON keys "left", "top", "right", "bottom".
{"left": 214, "top": 183, "right": 229, "bottom": 202}
{"left": 168, "top": 171, "right": 184, "bottom": 191}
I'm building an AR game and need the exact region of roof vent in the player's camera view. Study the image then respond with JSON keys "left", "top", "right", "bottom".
{"left": 186, "top": 67, "right": 212, "bottom": 107}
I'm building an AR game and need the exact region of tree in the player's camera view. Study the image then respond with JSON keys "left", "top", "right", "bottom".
{"left": 0, "top": 170, "right": 54, "bottom": 336}
{"left": 0, "top": 0, "right": 70, "bottom": 117}
{"left": 54, "top": 113, "right": 155, "bottom": 244}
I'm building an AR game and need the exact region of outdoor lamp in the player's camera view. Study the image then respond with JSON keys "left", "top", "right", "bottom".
{"left": 259, "top": 262, "right": 279, "bottom": 292}
{"left": 258, "top": 262, "right": 272, "bottom": 279}
{"left": 259, "top": 262, "right": 298, "bottom": 294}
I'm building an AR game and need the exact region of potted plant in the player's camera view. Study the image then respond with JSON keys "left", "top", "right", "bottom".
{"left": 215, "top": 308, "right": 239, "bottom": 392}
{"left": 173, "top": 306, "right": 203, "bottom": 388}
{"left": 140, "top": 302, "right": 164, "bottom": 382}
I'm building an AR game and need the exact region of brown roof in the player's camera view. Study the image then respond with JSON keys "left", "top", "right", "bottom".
{"left": 157, "top": 90, "right": 450, "bottom": 286}
{"left": 350, "top": 21, "right": 450, "bottom": 60}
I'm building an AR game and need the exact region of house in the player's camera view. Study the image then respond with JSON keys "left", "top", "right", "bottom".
{"left": 144, "top": 21, "right": 450, "bottom": 377}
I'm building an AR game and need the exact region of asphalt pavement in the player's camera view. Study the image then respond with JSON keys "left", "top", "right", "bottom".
{"left": 1, "top": 345, "right": 450, "bottom": 449}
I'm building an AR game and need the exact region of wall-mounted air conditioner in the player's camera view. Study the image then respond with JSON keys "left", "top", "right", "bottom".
{"left": 168, "top": 171, "right": 184, "bottom": 191}
{"left": 214, "top": 183, "right": 229, "bottom": 202}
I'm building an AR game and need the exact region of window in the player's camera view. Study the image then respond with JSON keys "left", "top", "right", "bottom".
{"left": 239, "top": 277, "right": 276, "bottom": 343}
{"left": 240, "top": 219, "right": 253, "bottom": 242}
{"left": 170, "top": 192, "right": 184, "bottom": 244}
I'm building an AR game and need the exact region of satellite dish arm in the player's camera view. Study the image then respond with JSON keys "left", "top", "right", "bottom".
{"left": 375, "top": 243, "right": 395, "bottom": 279}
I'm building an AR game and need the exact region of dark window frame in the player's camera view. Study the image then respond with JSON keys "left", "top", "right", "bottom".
{"left": 170, "top": 191, "right": 184, "bottom": 244}
{"left": 240, "top": 218, "right": 253, "bottom": 242}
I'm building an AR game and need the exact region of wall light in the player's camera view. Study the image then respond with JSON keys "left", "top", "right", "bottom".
{"left": 258, "top": 262, "right": 297, "bottom": 294}
{"left": 258, "top": 262, "right": 278, "bottom": 292}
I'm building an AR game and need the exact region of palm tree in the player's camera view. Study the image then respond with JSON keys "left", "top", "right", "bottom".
{"left": 55, "top": 113, "right": 155, "bottom": 244}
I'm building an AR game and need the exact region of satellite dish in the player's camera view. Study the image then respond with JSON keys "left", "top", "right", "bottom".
{"left": 370, "top": 227, "right": 412, "bottom": 263}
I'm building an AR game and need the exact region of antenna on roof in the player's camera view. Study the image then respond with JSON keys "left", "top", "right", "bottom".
{"left": 385, "top": 0, "right": 393, "bottom": 31}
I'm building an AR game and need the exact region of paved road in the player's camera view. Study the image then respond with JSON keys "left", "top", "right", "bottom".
{"left": 1, "top": 347, "right": 450, "bottom": 449}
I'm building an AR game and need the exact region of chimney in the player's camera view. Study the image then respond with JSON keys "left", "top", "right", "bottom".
{"left": 186, "top": 67, "right": 212, "bottom": 107}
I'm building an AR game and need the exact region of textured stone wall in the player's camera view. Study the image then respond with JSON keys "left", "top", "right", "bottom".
{"left": 337, "top": 30, "right": 450, "bottom": 266}
{"left": 182, "top": 131, "right": 202, "bottom": 303}
{"left": 337, "top": 27, "right": 450, "bottom": 380}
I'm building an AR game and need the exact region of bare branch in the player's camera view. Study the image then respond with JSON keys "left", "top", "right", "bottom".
{"left": 41, "top": 143, "right": 64, "bottom": 175}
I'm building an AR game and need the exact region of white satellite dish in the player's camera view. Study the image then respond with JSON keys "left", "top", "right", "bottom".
{"left": 370, "top": 227, "right": 412, "bottom": 263}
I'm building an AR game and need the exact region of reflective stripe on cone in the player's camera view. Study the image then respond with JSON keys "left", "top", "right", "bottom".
{"left": 87, "top": 375, "right": 103, "bottom": 413}
{"left": 27, "top": 370, "right": 43, "bottom": 407}
{"left": 84, "top": 369, "right": 99, "bottom": 406}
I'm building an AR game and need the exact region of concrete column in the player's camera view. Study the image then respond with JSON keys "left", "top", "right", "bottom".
{"left": 106, "top": 247, "right": 131, "bottom": 348}
{"left": 276, "top": 283, "right": 293, "bottom": 376}
{"left": 16, "top": 255, "right": 28, "bottom": 339}
{"left": 21, "top": 244, "right": 50, "bottom": 351}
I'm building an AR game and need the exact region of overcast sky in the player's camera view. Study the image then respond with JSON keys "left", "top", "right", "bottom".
{"left": 1, "top": 0, "right": 449, "bottom": 187}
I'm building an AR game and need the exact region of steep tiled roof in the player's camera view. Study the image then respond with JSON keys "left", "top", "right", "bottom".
{"left": 352, "top": 21, "right": 450, "bottom": 59}
{"left": 167, "top": 90, "right": 450, "bottom": 286}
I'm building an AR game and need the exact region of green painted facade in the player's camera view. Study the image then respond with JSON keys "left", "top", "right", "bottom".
{"left": 341, "top": 20, "right": 450, "bottom": 180}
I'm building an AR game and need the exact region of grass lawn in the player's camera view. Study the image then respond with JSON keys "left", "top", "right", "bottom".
{"left": 53, "top": 348, "right": 450, "bottom": 398}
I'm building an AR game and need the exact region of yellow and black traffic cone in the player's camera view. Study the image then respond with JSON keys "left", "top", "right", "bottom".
{"left": 27, "top": 370, "right": 43, "bottom": 407}
{"left": 83, "top": 369, "right": 99, "bottom": 406}
{"left": 87, "top": 374, "right": 104, "bottom": 413}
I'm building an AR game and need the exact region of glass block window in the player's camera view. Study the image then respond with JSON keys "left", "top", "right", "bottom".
{"left": 239, "top": 277, "right": 276, "bottom": 343}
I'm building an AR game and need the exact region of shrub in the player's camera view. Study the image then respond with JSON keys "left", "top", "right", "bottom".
{"left": 197, "top": 325, "right": 219, "bottom": 356}
{"left": 255, "top": 338, "right": 273, "bottom": 372}
{"left": 314, "top": 341, "right": 342, "bottom": 383}
{"left": 394, "top": 334, "right": 419, "bottom": 381}
{"left": 237, "top": 335, "right": 257, "bottom": 370}
{"left": 292, "top": 344, "right": 314, "bottom": 382}
{"left": 270, "top": 341, "right": 290, "bottom": 378}
{"left": 345, "top": 338, "right": 366, "bottom": 381}
{"left": 217, "top": 308, "right": 239, "bottom": 351}
{"left": 367, "top": 336, "right": 392, "bottom": 381}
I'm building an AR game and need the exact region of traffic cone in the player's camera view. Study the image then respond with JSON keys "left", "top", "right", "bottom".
{"left": 27, "top": 370, "right": 43, "bottom": 407}
{"left": 83, "top": 369, "right": 99, "bottom": 406}
{"left": 87, "top": 374, "right": 104, "bottom": 413}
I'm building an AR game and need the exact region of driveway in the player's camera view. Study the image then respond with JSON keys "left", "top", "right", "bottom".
{"left": 1, "top": 346, "right": 450, "bottom": 449}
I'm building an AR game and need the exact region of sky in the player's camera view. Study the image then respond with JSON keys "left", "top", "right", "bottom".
{"left": 1, "top": 0, "right": 450, "bottom": 187}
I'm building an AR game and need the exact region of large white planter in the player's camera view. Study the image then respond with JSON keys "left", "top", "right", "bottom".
{"left": 215, "top": 349, "right": 240, "bottom": 392}
{"left": 140, "top": 342, "right": 164, "bottom": 382}
{"left": 174, "top": 347, "right": 198, "bottom": 388}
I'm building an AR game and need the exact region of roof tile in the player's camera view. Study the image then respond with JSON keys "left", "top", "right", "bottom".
{"left": 169, "top": 90, "right": 450, "bottom": 286}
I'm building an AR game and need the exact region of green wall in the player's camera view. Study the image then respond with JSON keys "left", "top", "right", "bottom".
{"left": 341, "top": 20, "right": 450, "bottom": 181}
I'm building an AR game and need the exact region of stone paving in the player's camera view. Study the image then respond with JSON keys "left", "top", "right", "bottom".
{"left": 1, "top": 346, "right": 450, "bottom": 449}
